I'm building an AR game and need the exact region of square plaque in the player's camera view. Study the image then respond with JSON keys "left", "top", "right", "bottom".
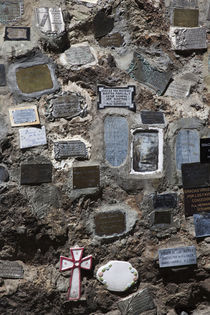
{"left": 0, "top": 0, "right": 23, "bottom": 24}
{"left": 153, "top": 193, "right": 177, "bottom": 209}
{"left": 51, "top": 94, "right": 82, "bottom": 119}
{"left": 158, "top": 246, "right": 197, "bottom": 268}
{"left": 73, "top": 165, "right": 100, "bottom": 189}
{"left": 173, "top": 9, "right": 199, "bottom": 27}
{"left": 193, "top": 213, "right": 210, "bottom": 238}
{"left": 54, "top": 140, "right": 87, "bottom": 160}
{"left": 141, "top": 111, "right": 165, "bottom": 124}
{"left": 21, "top": 163, "right": 52, "bottom": 185}
{"left": 4, "top": 27, "right": 30, "bottom": 41}
{"left": 9, "top": 106, "right": 40, "bottom": 127}
{"left": 184, "top": 186, "right": 210, "bottom": 216}
{"left": 94, "top": 211, "right": 126, "bottom": 237}
{"left": 19, "top": 126, "right": 47, "bottom": 149}
{"left": 0, "top": 64, "right": 6, "bottom": 86}
{"left": 181, "top": 163, "right": 210, "bottom": 189}
{"left": 200, "top": 138, "right": 210, "bottom": 163}
{"left": 0, "top": 260, "right": 24, "bottom": 279}
{"left": 154, "top": 210, "right": 172, "bottom": 225}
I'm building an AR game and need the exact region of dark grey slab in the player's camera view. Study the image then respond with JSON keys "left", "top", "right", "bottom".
{"left": 0, "top": 64, "right": 6, "bottom": 86}
{"left": 181, "top": 163, "right": 210, "bottom": 189}
{"left": 94, "top": 210, "right": 126, "bottom": 237}
{"left": 193, "top": 213, "right": 210, "bottom": 238}
{"left": 0, "top": 260, "right": 24, "bottom": 279}
{"left": 54, "top": 140, "right": 87, "bottom": 160}
{"left": 153, "top": 193, "right": 177, "bottom": 209}
{"left": 184, "top": 186, "right": 210, "bottom": 217}
{"left": 104, "top": 116, "right": 129, "bottom": 167}
{"left": 73, "top": 165, "right": 100, "bottom": 189}
{"left": 141, "top": 111, "right": 165, "bottom": 124}
{"left": 4, "top": 27, "right": 30, "bottom": 41}
{"left": 158, "top": 246, "right": 197, "bottom": 268}
{"left": 200, "top": 138, "right": 210, "bottom": 163}
{"left": 52, "top": 94, "right": 82, "bottom": 119}
{"left": 0, "top": 166, "right": 9, "bottom": 183}
{"left": 93, "top": 11, "right": 114, "bottom": 38}
{"left": 154, "top": 210, "right": 172, "bottom": 225}
{"left": 21, "top": 163, "right": 52, "bottom": 185}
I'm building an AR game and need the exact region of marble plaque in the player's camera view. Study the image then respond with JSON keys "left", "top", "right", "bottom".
{"left": 170, "top": 27, "right": 207, "bottom": 51}
{"left": 0, "top": 260, "right": 24, "bottom": 279}
{"left": 132, "top": 130, "right": 159, "bottom": 172}
{"left": 98, "top": 86, "right": 135, "bottom": 111}
{"left": 165, "top": 79, "right": 192, "bottom": 98}
{"left": 9, "top": 106, "right": 40, "bottom": 127}
{"left": 173, "top": 9, "right": 199, "bottom": 27}
{"left": 153, "top": 193, "right": 177, "bottom": 209}
{"left": 99, "top": 33, "right": 123, "bottom": 47}
{"left": 94, "top": 211, "right": 126, "bottom": 236}
{"left": 176, "top": 129, "right": 200, "bottom": 171}
{"left": 73, "top": 165, "right": 100, "bottom": 189}
{"left": 54, "top": 140, "right": 87, "bottom": 160}
{"left": 141, "top": 111, "right": 165, "bottom": 124}
{"left": 193, "top": 213, "right": 210, "bottom": 238}
{"left": 181, "top": 163, "right": 210, "bottom": 189}
{"left": 0, "top": 0, "right": 23, "bottom": 23}
{"left": 21, "top": 163, "right": 52, "bottom": 185}
{"left": 93, "top": 11, "right": 114, "bottom": 38}
{"left": 52, "top": 94, "right": 81, "bottom": 119}
{"left": 200, "top": 138, "right": 210, "bottom": 163}
{"left": 158, "top": 246, "right": 197, "bottom": 268}
{"left": 0, "top": 64, "right": 6, "bottom": 86}
{"left": 154, "top": 210, "right": 172, "bottom": 225}
{"left": 35, "top": 8, "right": 65, "bottom": 34}
{"left": 19, "top": 126, "right": 47, "bottom": 149}
{"left": 65, "top": 45, "right": 95, "bottom": 66}
{"left": 4, "top": 27, "right": 30, "bottom": 41}
{"left": 184, "top": 186, "right": 210, "bottom": 216}
{"left": 104, "top": 116, "right": 129, "bottom": 167}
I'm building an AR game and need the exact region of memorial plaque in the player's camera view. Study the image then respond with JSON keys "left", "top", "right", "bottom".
{"left": 98, "top": 33, "right": 123, "bottom": 47}
{"left": 9, "top": 106, "right": 40, "bottom": 127}
{"left": 0, "top": 0, "right": 23, "bottom": 23}
{"left": 184, "top": 186, "right": 210, "bottom": 216}
{"left": 165, "top": 79, "right": 192, "bottom": 98}
{"left": 65, "top": 45, "right": 95, "bottom": 66}
{"left": 104, "top": 116, "right": 129, "bottom": 167}
{"left": 176, "top": 129, "right": 200, "bottom": 171}
{"left": 52, "top": 94, "right": 82, "bottom": 119}
{"left": 73, "top": 165, "right": 100, "bottom": 189}
{"left": 141, "top": 111, "right": 165, "bottom": 124}
{"left": 94, "top": 211, "right": 126, "bottom": 236}
{"left": 158, "top": 246, "right": 197, "bottom": 268}
{"left": 181, "top": 163, "right": 210, "bottom": 189}
{"left": 4, "top": 27, "right": 30, "bottom": 41}
{"left": 200, "top": 138, "right": 210, "bottom": 163}
{"left": 154, "top": 210, "right": 172, "bottom": 225}
{"left": 129, "top": 52, "right": 172, "bottom": 95}
{"left": 0, "top": 260, "right": 24, "bottom": 279}
{"left": 35, "top": 8, "right": 65, "bottom": 34}
{"left": 0, "top": 64, "right": 6, "bottom": 86}
{"left": 170, "top": 27, "right": 207, "bottom": 51}
{"left": 98, "top": 86, "right": 135, "bottom": 111}
{"left": 21, "top": 163, "right": 52, "bottom": 185}
{"left": 153, "top": 193, "right": 177, "bottom": 209}
{"left": 193, "top": 213, "right": 210, "bottom": 238}
{"left": 132, "top": 130, "right": 159, "bottom": 172}
{"left": 173, "top": 9, "right": 199, "bottom": 27}
{"left": 93, "top": 11, "right": 114, "bottom": 38}
{"left": 19, "top": 126, "right": 47, "bottom": 149}
{"left": 54, "top": 140, "right": 87, "bottom": 160}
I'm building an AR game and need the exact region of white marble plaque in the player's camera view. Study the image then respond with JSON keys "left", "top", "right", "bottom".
{"left": 159, "top": 246, "right": 197, "bottom": 268}
{"left": 35, "top": 8, "right": 65, "bottom": 34}
{"left": 165, "top": 79, "right": 192, "bottom": 98}
{"left": 19, "top": 126, "right": 47, "bottom": 149}
{"left": 170, "top": 27, "right": 207, "bottom": 51}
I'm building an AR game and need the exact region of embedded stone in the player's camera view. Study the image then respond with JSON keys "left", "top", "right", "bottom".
{"left": 35, "top": 8, "right": 65, "bottom": 35}
{"left": 54, "top": 140, "right": 87, "bottom": 160}
{"left": 4, "top": 27, "right": 30, "bottom": 41}
{"left": 73, "top": 165, "right": 100, "bottom": 189}
{"left": 20, "top": 163, "right": 52, "bottom": 185}
{"left": 173, "top": 9, "right": 199, "bottom": 27}
{"left": 0, "top": 64, "right": 6, "bottom": 86}
{"left": 170, "top": 27, "right": 207, "bottom": 51}
{"left": 93, "top": 11, "right": 114, "bottom": 38}
{"left": 0, "top": 0, "right": 23, "bottom": 24}
{"left": 99, "top": 33, "right": 123, "bottom": 47}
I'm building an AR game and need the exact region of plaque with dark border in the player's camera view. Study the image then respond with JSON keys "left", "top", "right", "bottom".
{"left": 54, "top": 140, "right": 87, "bottom": 160}
{"left": 94, "top": 211, "right": 126, "bottom": 236}
{"left": 97, "top": 86, "right": 136, "bottom": 111}
{"left": 184, "top": 186, "right": 210, "bottom": 216}
{"left": 154, "top": 210, "right": 172, "bottom": 225}
{"left": 200, "top": 138, "right": 210, "bottom": 163}
{"left": 73, "top": 165, "right": 100, "bottom": 189}
{"left": 173, "top": 9, "right": 199, "bottom": 27}
{"left": 0, "top": 64, "right": 6, "bottom": 86}
{"left": 158, "top": 246, "right": 197, "bottom": 268}
{"left": 0, "top": 260, "right": 24, "bottom": 279}
{"left": 153, "top": 193, "right": 177, "bottom": 209}
{"left": 181, "top": 163, "right": 210, "bottom": 189}
{"left": 21, "top": 163, "right": 52, "bottom": 185}
{"left": 193, "top": 213, "right": 210, "bottom": 238}
{"left": 4, "top": 27, "right": 30, "bottom": 41}
{"left": 141, "top": 111, "right": 165, "bottom": 124}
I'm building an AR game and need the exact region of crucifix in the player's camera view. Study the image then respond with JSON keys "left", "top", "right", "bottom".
{"left": 60, "top": 246, "right": 92, "bottom": 301}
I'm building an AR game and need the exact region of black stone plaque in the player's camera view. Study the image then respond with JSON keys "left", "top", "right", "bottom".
{"left": 184, "top": 187, "right": 210, "bottom": 217}
{"left": 158, "top": 246, "right": 197, "bottom": 268}
{"left": 181, "top": 163, "right": 210, "bottom": 189}
{"left": 153, "top": 193, "right": 177, "bottom": 209}
{"left": 154, "top": 210, "right": 172, "bottom": 225}
{"left": 54, "top": 140, "right": 87, "bottom": 160}
{"left": 200, "top": 138, "right": 210, "bottom": 163}
{"left": 0, "top": 260, "right": 24, "bottom": 279}
{"left": 141, "top": 111, "right": 165, "bottom": 124}
{"left": 193, "top": 213, "right": 210, "bottom": 238}
{"left": 0, "top": 64, "right": 6, "bottom": 86}
{"left": 98, "top": 33, "right": 123, "bottom": 47}
{"left": 93, "top": 11, "right": 114, "bottom": 38}
{"left": 0, "top": 166, "right": 9, "bottom": 183}
{"left": 52, "top": 94, "right": 82, "bottom": 119}
{"left": 73, "top": 165, "right": 100, "bottom": 189}
{"left": 4, "top": 27, "right": 30, "bottom": 41}
{"left": 21, "top": 163, "right": 52, "bottom": 185}
{"left": 94, "top": 211, "right": 126, "bottom": 236}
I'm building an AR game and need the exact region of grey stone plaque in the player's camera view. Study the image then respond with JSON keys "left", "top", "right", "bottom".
{"left": 0, "top": 0, "right": 23, "bottom": 24}
{"left": 51, "top": 94, "right": 82, "bottom": 119}
{"left": 170, "top": 27, "right": 207, "bottom": 51}
{"left": 65, "top": 45, "right": 95, "bottom": 66}
{"left": 141, "top": 111, "right": 165, "bottom": 124}
{"left": 181, "top": 163, "right": 210, "bottom": 189}
{"left": 19, "top": 126, "right": 47, "bottom": 149}
{"left": 54, "top": 140, "right": 87, "bottom": 160}
{"left": 0, "top": 64, "right": 6, "bottom": 86}
{"left": 104, "top": 116, "right": 129, "bottom": 167}
{"left": 94, "top": 211, "right": 126, "bottom": 237}
{"left": 0, "top": 260, "right": 24, "bottom": 279}
{"left": 176, "top": 129, "right": 200, "bottom": 171}
{"left": 21, "top": 163, "right": 52, "bottom": 185}
{"left": 9, "top": 106, "right": 40, "bottom": 127}
{"left": 133, "top": 130, "right": 159, "bottom": 172}
{"left": 153, "top": 193, "right": 177, "bottom": 209}
{"left": 165, "top": 79, "right": 192, "bottom": 98}
{"left": 193, "top": 213, "right": 210, "bottom": 238}
{"left": 158, "top": 246, "right": 197, "bottom": 268}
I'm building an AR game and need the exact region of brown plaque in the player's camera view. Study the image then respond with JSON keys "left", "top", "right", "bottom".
{"left": 21, "top": 163, "right": 52, "bottom": 185}
{"left": 94, "top": 211, "right": 126, "bottom": 236}
{"left": 173, "top": 9, "right": 199, "bottom": 27}
{"left": 184, "top": 186, "right": 210, "bottom": 216}
{"left": 73, "top": 165, "right": 100, "bottom": 189}
{"left": 99, "top": 33, "right": 123, "bottom": 47}
{"left": 154, "top": 210, "right": 171, "bottom": 225}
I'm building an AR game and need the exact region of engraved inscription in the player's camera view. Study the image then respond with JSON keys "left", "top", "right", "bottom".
{"left": 65, "top": 45, "right": 95, "bottom": 66}
{"left": 52, "top": 94, "right": 81, "bottom": 118}
{"left": 0, "top": 0, "right": 23, "bottom": 23}
{"left": 54, "top": 140, "right": 87, "bottom": 160}
{"left": 154, "top": 193, "right": 177, "bottom": 209}
{"left": 0, "top": 261, "right": 24, "bottom": 279}
{"left": 184, "top": 186, "right": 210, "bottom": 216}
{"left": 181, "top": 163, "right": 210, "bottom": 189}
{"left": 94, "top": 211, "right": 126, "bottom": 236}
{"left": 35, "top": 8, "right": 65, "bottom": 34}
{"left": 73, "top": 166, "right": 100, "bottom": 189}
{"left": 171, "top": 27, "right": 207, "bottom": 51}
{"left": 159, "top": 246, "right": 197, "bottom": 268}
{"left": 98, "top": 86, "right": 135, "bottom": 110}
{"left": 193, "top": 213, "right": 210, "bottom": 238}
{"left": 141, "top": 111, "right": 165, "bottom": 124}
{"left": 19, "top": 126, "right": 47, "bottom": 149}
{"left": 9, "top": 106, "right": 39, "bottom": 127}
{"left": 99, "top": 33, "right": 123, "bottom": 47}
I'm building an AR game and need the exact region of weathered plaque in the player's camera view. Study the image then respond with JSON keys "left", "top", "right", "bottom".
{"left": 173, "top": 9, "right": 199, "bottom": 27}
{"left": 9, "top": 106, "right": 40, "bottom": 127}
{"left": 170, "top": 27, "right": 207, "bottom": 51}
{"left": 0, "top": 166, "right": 9, "bottom": 183}
{"left": 200, "top": 138, "right": 210, "bottom": 163}
{"left": 4, "top": 27, "right": 30, "bottom": 41}
{"left": 94, "top": 211, "right": 126, "bottom": 236}
{"left": 193, "top": 213, "right": 210, "bottom": 238}
{"left": 104, "top": 116, "right": 129, "bottom": 167}
{"left": 184, "top": 186, "right": 210, "bottom": 216}
{"left": 0, "top": 260, "right": 24, "bottom": 279}
{"left": 35, "top": 8, "right": 65, "bottom": 34}
{"left": 21, "top": 163, "right": 52, "bottom": 185}
{"left": 132, "top": 130, "right": 159, "bottom": 172}
{"left": 98, "top": 33, "right": 123, "bottom": 47}
{"left": 129, "top": 52, "right": 172, "bottom": 95}
{"left": 65, "top": 45, "right": 95, "bottom": 66}
{"left": 51, "top": 94, "right": 82, "bottom": 119}
{"left": 181, "top": 163, "right": 210, "bottom": 189}
{"left": 158, "top": 246, "right": 197, "bottom": 268}
{"left": 54, "top": 140, "right": 87, "bottom": 160}
{"left": 98, "top": 86, "right": 135, "bottom": 111}
{"left": 93, "top": 11, "right": 114, "bottom": 38}
{"left": 154, "top": 210, "right": 172, "bottom": 225}
{"left": 0, "top": 64, "right": 6, "bottom": 86}
{"left": 176, "top": 129, "right": 200, "bottom": 171}
{"left": 0, "top": 0, "right": 23, "bottom": 24}
{"left": 73, "top": 165, "right": 100, "bottom": 189}
{"left": 19, "top": 126, "right": 47, "bottom": 149}
{"left": 141, "top": 111, "right": 165, "bottom": 124}
{"left": 153, "top": 193, "right": 177, "bottom": 209}
{"left": 165, "top": 79, "right": 192, "bottom": 98}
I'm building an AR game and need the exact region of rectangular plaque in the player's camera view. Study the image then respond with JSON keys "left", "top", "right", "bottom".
{"left": 141, "top": 111, "right": 165, "bottom": 124}
{"left": 54, "top": 140, "right": 87, "bottom": 160}
{"left": 158, "top": 246, "right": 197, "bottom": 268}
{"left": 184, "top": 186, "right": 210, "bottom": 216}
{"left": 0, "top": 0, "right": 23, "bottom": 23}
{"left": 65, "top": 44, "right": 95, "bottom": 66}
{"left": 35, "top": 8, "right": 65, "bottom": 34}
{"left": 181, "top": 163, "right": 210, "bottom": 189}
{"left": 153, "top": 193, "right": 177, "bottom": 209}
{"left": 98, "top": 86, "right": 136, "bottom": 111}
{"left": 4, "top": 27, "right": 30, "bottom": 41}
{"left": 94, "top": 211, "right": 126, "bottom": 236}
{"left": 9, "top": 106, "right": 40, "bottom": 127}
{"left": 73, "top": 165, "right": 100, "bottom": 189}
{"left": 52, "top": 94, "right": 82, "bottom": 119}
{"left": 99, "top": 33, "right": 123, "bottom": 47}
{"left": 21, "top": 163, "right": 52, "bottom": 185}
{"left": 0, "top": 64, "right": 6, "bottom": 86}
{"left": 0, "top": 260, "right": 24, "bottom": 279}
{"left": 193, "top": 213, "right": 210, "bottom": 238}
{"left": 170, "top": 27, "right": 207, "bottom": 51}
{"left": 19, "top": 126, "right": 47, "bottom": 149}
{"left": 165, "top": 79, "right": 192, "bottom": 98}
{"left": 173, "top": 9, "right": 199, "bottom": 27}
{"left": 154, "top": 210, "right": 172, "bottom": 225}
{"left": 200, "top": 138, "right": 210, "bottom": 163}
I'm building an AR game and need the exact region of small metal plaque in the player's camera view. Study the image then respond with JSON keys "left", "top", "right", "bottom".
{"left": 141, "top": 111, "right": 165, "bottom": 124}
{"left": 9, "top": 106, "right": 40, "bottom": 127}
{"left": 93, "top": 11, "right": 114, "bottom": 38}
{"left": 173, "top": 9, "right": 199, "bottom": 27}
{"left": 200, "top": 138, "right": 210, "bottom": 163}
{"left": 21, "top": 163, "right": 52, "bottom": 185}
{"left": 98, "top": 33, "right": 123, "bottom": 47}
{"left": 158, "top": 246, "right": 197, "bottom": 268}
{"left": 19, "top": 126, "right": 47, "bottom": 149}
{"left": 94, "top": 211, "right": 126, "bottom": 236}
{"left": 4, "top": 27, "right": 30, "bottom": 41}
{"left": 184, "top": 186, "right": 210, "bottom": 216}
{"left": 65, "top": 45, "right": 95, "bottom": 66}
{"left": 154, "top": 193, "right": 177, "bottom": 209}
{"left": 73, "top": 165, "right": 100, "bottom": 189}
{"left": 52, "top": 94, "right": 81, "bottom": 119}
{"left": 35, "top": 8, "right": 65, "bottom": 34}
{"left": 193, "top": 213, "right": 210, "bottom": 238}
{"left": 54, "top": 140, "right": 87, "bottom": 160}
{"left": 154, "top": 210, "right": 172, "bottom": 225}
{"left": 0, "top": 0, "right": 23, "bottom": 24}
{"left": 98, "top": 86, "right": 135, "bottom": 111}
{"left": 0, "top": 260, "right": 24, "bottom": 279}
{"left": 171, "top": 27, "right": 207, "bottom": 51}
{"left": 0, "top": 64, "right": 6, "bottom": 86}
{"left": 181, "top": 163, "right": 210, "bottom": 189}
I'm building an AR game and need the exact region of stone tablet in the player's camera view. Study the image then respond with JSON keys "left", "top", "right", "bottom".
{"left": 21, "top": 163, "right": 52, "bottom": 185}
{"left": 4, "top": 27, "right": 30, "bottom": 41}
{"left": 170, "top": 27, "right": 207, "bottom": 51}
{"left": 193, "top": 213, "right": 210, "bottom": 238}
{"left": 98, "top": 86, "right": 135, "bottom": 111}
{"left": 9, "top": 106, "right": 40, "bottom": 127}
{"left": 173, "top": 9, "right": 199, "bottom": 27}
{"left": 19, "top": 126, "right": 47, "bottom": 149}
{"left": 98, "top": 33, "right": 123, "bottom": 47}
{"left": 94, "top": 211, "right": 126, "bottom": 237}
{"left": 93, "top": 11, "right": 114, "bottom": 38}
{"left": 0, "top": 64, "right": 6, "bottom": 86}
{"left": 176, "top": 129, "right": 200, "bottom": 171}
{"left": 0, "top": 0, "right": 23, "bottom": 24}
{"left": 184, "top": 186, "right": 210, "bottom": 216}
{"left": 154, "top": 210, "right": 172, "bottom": 225}
{"left": 181, "top": 163, "right": 210, "bottom": 189}
{"left": 64, "top": 45, "right": 95, "bottom": 66}
{"left": 51, "top": 94, "right": 82, "bottom": 119}
{"left": 0, "top": 260, "right": 24, "bottom": 279}
{"left": 104, "top": 116, "right": 129, "bottom": 167}
{"left": 200, "top": 138, "right": 210, "bottom": 163}
{"left": 141, "top": 111, "right": 165, "bottom": 124}
{"left": 158, "top": 246, "right": 197, "bottom": 268}
{"left": 54, "top": 140, "right": 87, "bottom": 160}
{"left": 0, "top": 166, "right": 9, "bottom": 183}
{"left": 73, "top": 165, "right": 100, "bottom": 189}
{"left": 35, "top": 8, "right": 65, "bottom": 34}
{"left": 165, "top": 79, "right": 192, "bottom": 98}
{"left": 153, "top": 193, "right": 177, "bottom": 209}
